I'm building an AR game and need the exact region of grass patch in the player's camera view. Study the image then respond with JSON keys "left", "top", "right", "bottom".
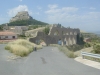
{"left": 50, "top": 44, "right": 77, "bottom": 58}
{"left": 66, "top": 44, "right": 84, "bottom": 51}
{"left": 5, "top": 39, "right": 42, "bottom": 57}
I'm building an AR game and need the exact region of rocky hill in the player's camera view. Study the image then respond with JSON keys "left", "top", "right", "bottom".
{"left": 8, "top": 11, "right": 48, "bottom": 26}
{"left": 10, "top": 11, "right": 32, "bottom": 22}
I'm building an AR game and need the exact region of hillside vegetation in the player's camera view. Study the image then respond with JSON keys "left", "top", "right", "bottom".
{"left": 82, "top": 32, "right": 100, "bottom": 54}
{"left": 8, "top": 19, "right": 49, "bottom": 26}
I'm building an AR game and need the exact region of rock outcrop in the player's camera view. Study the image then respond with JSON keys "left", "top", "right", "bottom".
{"left": 10, "top": 11, "right": 32, "bottom": 22}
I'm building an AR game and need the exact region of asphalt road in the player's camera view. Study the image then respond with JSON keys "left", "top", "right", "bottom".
{"left": 0, "top": 44, "right": 100, "bottom": 75}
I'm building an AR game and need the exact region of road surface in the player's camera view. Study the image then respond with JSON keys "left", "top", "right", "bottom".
{"left": 0, "top": 44, "right": 100, "bottom": 75}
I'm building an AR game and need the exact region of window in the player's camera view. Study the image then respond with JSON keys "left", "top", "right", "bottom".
{"left": 5, "top": 36, "right": 8, "bottom": 38}
{"left": 12, "top": 36, "right": 15, "bottom": 39}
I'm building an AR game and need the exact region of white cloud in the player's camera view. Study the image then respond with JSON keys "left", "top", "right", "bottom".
{"left": 7, "top": 5, "right": 32, "bottom": 17}
{"left": 45, "top": 5, "right": 100, "bottom": 31}
{"left": 45, "top": 4, "right": 100, "bottom": 23}
{"left": 45, "top": 4, "right": 79, "bottom": 22}
{"left": 90, "top": 7, "right": 96, "bottom": 10}
{"left": 45, "top": 4, "right": 78, "bottom": 14}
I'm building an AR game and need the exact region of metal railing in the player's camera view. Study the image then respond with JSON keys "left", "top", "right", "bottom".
{"left": 81, "top": 51, "right": 100, "bottom": 59}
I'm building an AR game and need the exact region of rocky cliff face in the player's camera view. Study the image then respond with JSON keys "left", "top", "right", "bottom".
{"left": 10, "top": 11, "right": 32, "bottom": 22}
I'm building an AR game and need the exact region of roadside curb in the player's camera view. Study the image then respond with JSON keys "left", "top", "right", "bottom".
{"left": 75, "top": 57, "right": 100, "bottom": 70}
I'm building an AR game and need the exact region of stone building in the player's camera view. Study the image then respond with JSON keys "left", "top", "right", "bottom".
{"left": 29, "top": 24, "right": 80, "bottom": 46}
{"left": 3, "top": 24, "right": 28, "bottom": 35}
{"left": 0, "top": 31, "right": 17, "bottom": 40}
{"left": 9, "top": 26, "right": 28, "bottom": 35}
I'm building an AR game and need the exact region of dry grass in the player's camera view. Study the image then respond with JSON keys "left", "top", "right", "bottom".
{"left": 50, "top": 44, "right": 77, "bottom": 58}
{"left": 74, "top": 47, "right": 93, "bottom": 56}
{"left": 5, "top": 39, "right": 42, "bottom": 57}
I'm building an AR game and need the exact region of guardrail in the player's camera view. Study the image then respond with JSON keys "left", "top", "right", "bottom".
{"left": 81, "top": 51, "right": 100, "bottom": 59}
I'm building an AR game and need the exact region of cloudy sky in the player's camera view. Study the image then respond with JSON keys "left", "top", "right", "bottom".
{"left": 0, "top": 0, "right": 100, "bottom": 32}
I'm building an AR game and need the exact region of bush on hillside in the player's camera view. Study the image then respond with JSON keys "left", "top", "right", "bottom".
{"left": 84, "top": 43, "right": 91, "bottom": 48}
{"left": 93, "top": 44, "right": 100, "bottom": 54}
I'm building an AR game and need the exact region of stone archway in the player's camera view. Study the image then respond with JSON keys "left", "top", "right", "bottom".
{"left": 64, "top": 38, "right": 66, "bottom": 45}
{"left": 39, "top": 39, "right": 46, "bottom": 46}
{"left": 64, "top": 38, "right": 68, "bottom": 45}
{"left": 68, "top": 37, "right": 73, "bottom": 45}
{"left": 72, "top": 37, "right": 76, "bottom": 44}
{"left": 58, "top": 39, "right": 62, "bottom": 45}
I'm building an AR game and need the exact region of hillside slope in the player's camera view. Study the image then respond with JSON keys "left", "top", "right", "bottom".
{"left": 8, "top": 19, "right": 48, "bottom": 26}
{"left": 8, "top": 11, "right": 49, "bottom": 26}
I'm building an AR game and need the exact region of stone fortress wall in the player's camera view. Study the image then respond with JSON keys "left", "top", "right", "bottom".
{"left": 29, "top": 24, "right": 80, "bottom": 46}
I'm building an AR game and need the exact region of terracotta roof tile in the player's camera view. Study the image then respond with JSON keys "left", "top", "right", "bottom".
{"left": 0, "top": 31, "right": 16, "bottom": 35}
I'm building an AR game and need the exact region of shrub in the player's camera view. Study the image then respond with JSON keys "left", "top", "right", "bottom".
{"left": 5, "top": 44, "right": 11, "bottom": 50}
{"left": 10, "top": 44, "right": 29, "bottom": 56}
{"left": 43, "top": 27, "right": 50, "bottom": 35}
{"left": 68, "top": 51, "right": 76, "bottom": 58}
{"left": 93, "top": 44, "right": 100, "bottom": 54}
{"left": 5, "top": 39, "right": 42, "bottom": 57}
{"left": 66, "top": 44, "right": 84, "bottom": 51}
{"left": 84, "top": 43, "right": 91, "bottom": 48}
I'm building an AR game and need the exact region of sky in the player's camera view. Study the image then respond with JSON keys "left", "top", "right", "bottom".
{"left": 0, "top": 0, "right": 100, "bottom": 32}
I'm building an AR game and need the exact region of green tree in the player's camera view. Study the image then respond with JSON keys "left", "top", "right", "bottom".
{"left": 43, "top": 27, "right": 50, "bottom": 35}
{"left": 77, "top": 34, "right": 84, "bottom": 45}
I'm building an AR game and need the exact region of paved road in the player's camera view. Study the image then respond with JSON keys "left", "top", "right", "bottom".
{"left": 0, "top": 44, "right": 100, "bottom": 75}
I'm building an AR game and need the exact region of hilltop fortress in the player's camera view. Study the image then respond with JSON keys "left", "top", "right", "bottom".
{"left": 10, "top": 11, "right": 32, "bottom": 22}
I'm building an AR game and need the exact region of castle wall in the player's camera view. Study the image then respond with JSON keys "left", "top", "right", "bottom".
{"left": 29, "top": 25, "right": 80, "bottom": 46}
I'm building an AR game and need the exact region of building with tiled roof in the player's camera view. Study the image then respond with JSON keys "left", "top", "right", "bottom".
{"left": 0, "top": 31, "right": 17, "bottom": 40}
